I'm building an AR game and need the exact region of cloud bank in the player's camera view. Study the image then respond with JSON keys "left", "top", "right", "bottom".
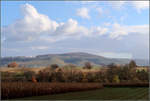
{"left": 2, "top": 3, "right": 149, "bottom": 43}
{"left": 2, "top": 3, "right": 149, "bottom": 59}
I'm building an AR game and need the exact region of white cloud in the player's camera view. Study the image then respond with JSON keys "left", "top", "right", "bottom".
{"left": 31, "top": 46, "right": 49, "bottom": 50}
{"left": 108, "top": 1, "right": 149, "bottom": 12}
{"left": 81, "top": 1, "right": 99, "bottom": 4}
{"left": 2, "top": 4, "right": 92, "bottom": 43}
{"left": 109, "top": 23, "right": 128, "bottom": 39}
{"left": 2, "top": 3, "right": 149, "bottom": 44}
{"left": 131, "top": 1, "right": 149, "bottom": 13}
{"left": 2, "top": 3, "right": 149, "bottom": 59}
{"left": 103, "top": 22, "right": 111, "bottom": 26}
{"left": 20, "top": 4, "right": 58, "bottom": 33}
{"left": 109, "top": 23, "right": 149, "bottom": 39}
{"left": 76, "top": 7, "right": 90, "bottom": 19}
{"left": 2, "top": 3, "right": 58, "bottom": 42}
{"left": 108, "top": 1, "right": 126, "bottom": 9}
{"left": 2, "top": 4, "right": 108, "bottom": 43}
{"left": 90, "top": 27, "right": 108, "bottom": 36}
{"left": 55, "top": 19, "right": 87, "bottom": 36}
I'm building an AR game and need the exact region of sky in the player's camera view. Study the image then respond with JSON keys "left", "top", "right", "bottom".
{"left": 1, "top": 1, "right": 149, "bottom": 59}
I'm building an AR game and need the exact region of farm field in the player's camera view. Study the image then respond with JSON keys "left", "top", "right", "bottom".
{"left": 16, "top": 87, "right": 149, "bottom": 100}
{"left": 1, "top": 82, "right": 103, "bottom": 100}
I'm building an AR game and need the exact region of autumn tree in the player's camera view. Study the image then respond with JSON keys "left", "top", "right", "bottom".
{"left": 112, "top": 75, "right": 120, "bottom": 83}
{"left": 7, "top": 62, "right": 18, "bottom": 68}
{"left": 32, "top": 76, "right": 37, "bottom": 83}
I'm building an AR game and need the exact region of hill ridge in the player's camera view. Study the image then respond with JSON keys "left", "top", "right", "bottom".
{"left": 0, "top": 52, "right": 149, "bottom": 67}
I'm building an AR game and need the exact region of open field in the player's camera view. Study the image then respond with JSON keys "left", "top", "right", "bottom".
{"left": 0, "top": 67, "right": 46, "bottom": 73}
{"left": 15, "top": 87, "right": 149, "bottom": 100}
{"left": 0, "top": 66, "right": 103, "bottom": 73}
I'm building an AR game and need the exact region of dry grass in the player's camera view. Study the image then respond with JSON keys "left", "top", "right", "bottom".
{"left": 0, "top": 67, "right": 46, "bottom": 73}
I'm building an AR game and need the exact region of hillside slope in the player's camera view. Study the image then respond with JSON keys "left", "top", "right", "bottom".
{"left": 0, "top": 52, "right": 149, "bottom": 67}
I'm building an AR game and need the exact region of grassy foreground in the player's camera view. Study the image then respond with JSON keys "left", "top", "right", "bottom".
{"left": 16, "top": 87, "right": 149, "bottom": 100}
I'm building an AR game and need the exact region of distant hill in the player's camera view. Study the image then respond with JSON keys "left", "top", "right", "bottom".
{"left": 0, "top": 52, "right": 149, "bottom": 67}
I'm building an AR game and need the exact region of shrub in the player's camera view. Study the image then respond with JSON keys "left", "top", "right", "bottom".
{"left": 32, "top": 76, "right": 37, "bottom": 83}
{"left": 36, "top": 70, "right": 52, "bottom": 82}
{"left": 73, "top": 71, "right": 84, "bottom": 82}
{"left": 94, "top": 71, "right": 106, "bottom": 83}
{"left": 24, "top": 71, "right": 35, "bottom": 81}
{"left": 50, "top": 64, "right": 59, "bottom": 70}
{"left": 51, "top": 69, "right": 65, "bottom": 82}
{"left": 83, "top": 62, "right": 92, "bottom": 69}
{"left": 63, "top": 69, "right": 77, "bottom": 82}
{"left": 136, "top": 70, "right": 149, "bottom": 82}
{"left": 86, "top": 72, "right": 95, "bottom": 82}
{"left": 112, "top": 75, "right": 120, "bottom": 83}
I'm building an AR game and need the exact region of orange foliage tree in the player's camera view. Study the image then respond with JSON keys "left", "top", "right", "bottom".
{"left": 7, "top": 62, "right": 18, "bottom": 68}
{"left": 32, "top": 76, "right": 37, "bottom": 83}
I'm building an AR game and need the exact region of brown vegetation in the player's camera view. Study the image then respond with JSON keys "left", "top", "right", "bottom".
{"left": 1, "top": 60, "right": 149, "bottom": 83}
{"left": 7, "top": 62, "right": 18, "bottom": 68}
{"left": 83, "top": 62, "right": 92, "bottom": 69}
{"left": 1, "top": 82, "right": 103, "bottom": 99}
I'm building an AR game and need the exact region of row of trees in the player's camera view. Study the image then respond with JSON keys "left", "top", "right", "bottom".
{"left": 29, "top": 64, "right": 149, "bottom": 83}
{"left": 3, "top": 61, "right": 148, "bottom": 83}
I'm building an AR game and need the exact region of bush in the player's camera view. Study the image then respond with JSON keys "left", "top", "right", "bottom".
{"left": 86, "top": 72, "right": 95, "bottom": 82}
{"left": 51, "top": 69, "right": 65, "bottom": 82}
{"left": 136, "top": 70, "right": 149, "bottom": 82}
{"left": 37, "top": 70, "right": 52, "bottom": 82}
{"left": 50, "top": 64, "right": 59, "bottom": 70}
{"left": 83, "top": 62, "right": 92, "bottom": 69}
{"left": 73, "top": 71, "right": 84, "bottom": 82}
{"left": 94, "top": 71, "right": 106, "bottom": 83}
{"left": 112, "top": 75, "right": 120, "bottom": 83}
{"left": 63, "top": 69, "right": 77, "bottom": 82}
{"left": 24, "top": 71, "right": 35, "bottom": 81}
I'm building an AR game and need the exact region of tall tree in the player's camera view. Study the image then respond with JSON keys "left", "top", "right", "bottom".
{"left": 83, "top": 62, "right": 92, "bottom": 69}
{"left": 129, "top": 60, "right": 137, "bottom": 68}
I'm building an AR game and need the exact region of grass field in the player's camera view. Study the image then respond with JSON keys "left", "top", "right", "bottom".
{"left": 16, "top": 87, "right": 149, "bottom": 100}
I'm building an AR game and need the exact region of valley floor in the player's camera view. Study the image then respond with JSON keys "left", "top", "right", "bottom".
{"left": 16, "top": 87, "right": 149, "bottom": 100}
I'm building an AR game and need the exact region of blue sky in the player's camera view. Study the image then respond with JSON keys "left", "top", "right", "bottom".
{"left": 1, "top": 1, "right": 149, "bottom": 59}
